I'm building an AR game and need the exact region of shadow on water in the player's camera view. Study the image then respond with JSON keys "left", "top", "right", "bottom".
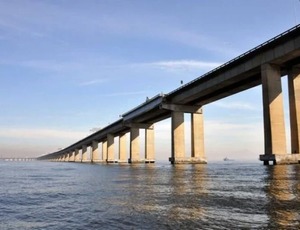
{"left": 264, "top": 164, "right": 300, "bottom": 229}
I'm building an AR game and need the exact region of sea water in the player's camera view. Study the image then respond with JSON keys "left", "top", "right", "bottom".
{"left": 0, "top": 160, "right": 300, "bottom": 229}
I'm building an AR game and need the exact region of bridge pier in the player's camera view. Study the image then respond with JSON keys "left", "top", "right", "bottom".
{"left": 191, "top": 112, "right": 207, "bottom": 163}
{"left": 82, "top": 145, "right": 89, "bottom": 162}
{"left": 69, "top": 151, "right": 75, "bottom": 162}
{"left": 165, "top": 104, "right": 206, "bottom": 164}
{"left": 260, "top": 64, "right": 300, "bottom": 164}
{"left": 74, "top": 149, "right": 81, "bottom": 162}
{"left": 128, "top": 128, "right": 143, "bottom": 163}
{"left": 119, "top": 133, "right": 127, "bottom": 163}
{"left": 102, "top": 140, "right": 108, "bottom": 162}
{"left": 91, "top": 141, "right": 103, "bottom": 163}
{"left": 145, "top": 126, "right": 155, "bottom": 163}
{"left": 170, "top": 111, "right": 185, "bottom": 163}
{"left": 107, "top": 134, "right": 117, "bottom": 163}
{"left": 65, "top": 153, "right": 70, "bottom": 162}
{"left": 289, "top": 67, "right": 300, "bottom": 154}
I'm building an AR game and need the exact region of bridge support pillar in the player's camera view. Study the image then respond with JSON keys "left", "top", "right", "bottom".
{"left": 259, "top": 64, "right": 288, "bottom": 165}
{"left": 91, "top": 141, "right": 102, "bottom": 163}
{"left": 129, "top": 128, "right": 143, "bottom": 163}
{"left": 102, "top": 141, "right": 107, "bottom": 162}
{"left": 191, "top": 112, "right": 207, "bottom": 163}
{"left": 74, "top": 149, "right": 81, "bottom": 162}
{"left": 107, "top": 134, "right": 116, "bottom": 163}
{"left": 169, "top": 109, "right": 206, "bottom": 164}
{"left": 119, "top": 133, "right": 127, "bottom": 163}
{"left": 65, "top": 153, "right": 70, "bottom": 162}
{"left": 170, "top": 111, "right": 186, "bottom": 164}
{"left": 145, "top": 126, "right": 155, "bottom": 163}
{"left": 82, "top": 145, "right": 89, "bottom": 162}
{"left": 69, "top": 151, "right": 75, "bottom": 162}
{"left": 289, "top": 67, "right": 300, "bottom": 154}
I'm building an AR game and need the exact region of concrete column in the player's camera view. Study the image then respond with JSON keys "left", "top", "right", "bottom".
{"left": 74, "top": 149, "right": 81, "bottom": 162}
{"left": 69, "top": 151, "right": 75, "bottom": 162}
{"left": 107, "top": 134, "right": 115, "bottom": 163}
{"left": 119, "top": 133, "right": 127, "bottom": 163}
{"left": 65, "top": 153, "right": 70, "bottom": 162}
{"left": 170, "top": 111, "right": 185, "bottom": 164}
{"left": 102, "top": 141, "right": 107, "bottom": 161}
{"left": 129, "top": 128, "right": 142, "bottom": 163}
{"left": 82, "top": 145, "right": 88, "bottom": 162}
{"left": 145, "top": 126, "right": 155, "bottom": 163}
{"left": 260, "top": 63, "right": 287, "bottom": 165}
{"left": 288, "top": 67, "right": 300, "bottom": 154}
{"left": 191, "top": 112, "right": 207, "bottom": 163}
{"left": 91, "top": 141, "right": 102, "bottom": 162}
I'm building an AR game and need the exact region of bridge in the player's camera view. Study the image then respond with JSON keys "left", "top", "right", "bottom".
{"left": 0, "top": 158, "right": 36, "bottom": 161}
{"left": 38, "top": 25, "right": 300, "bottom": 165}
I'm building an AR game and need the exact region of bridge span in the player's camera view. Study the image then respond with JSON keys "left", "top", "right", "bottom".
{"left": 38, "top": 25, "right": 300, "bottom": 165}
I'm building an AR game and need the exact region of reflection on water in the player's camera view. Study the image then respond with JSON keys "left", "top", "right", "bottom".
{"left": 1, "top": 161, "right": 300, "bottom": 229}
{"left": 265, "top": 165, "right": 300, "bottom": 229}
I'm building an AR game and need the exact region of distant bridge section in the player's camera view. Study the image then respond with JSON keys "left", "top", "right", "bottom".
{"left": 39, "top": 25, "right": 300, "bottom": 165}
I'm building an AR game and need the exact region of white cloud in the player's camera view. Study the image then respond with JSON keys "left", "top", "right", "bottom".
{"left": 213, "top": 101, "right": 259, "bottom": 111}
{"left": 149, "top": 60, "right": 222, "bottom": 71}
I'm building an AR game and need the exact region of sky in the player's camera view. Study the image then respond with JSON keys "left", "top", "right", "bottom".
{"left": 0, "top": 0, "right": 300, "bottom": 161}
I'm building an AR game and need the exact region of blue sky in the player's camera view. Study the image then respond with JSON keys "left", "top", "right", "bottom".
{"left": 0, "top": 0, "right": 299, "bottom": 160}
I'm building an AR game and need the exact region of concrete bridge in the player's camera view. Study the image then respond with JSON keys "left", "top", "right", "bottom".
{"left": 38, "top": 25, "right": 300, "bottom": 165}
{"left": 0, "top": 158, "right": 36, "bottom": 161}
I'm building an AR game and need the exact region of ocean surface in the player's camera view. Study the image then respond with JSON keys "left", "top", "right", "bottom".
{"left": 1, "top": 160, "right": 300, "bottom": 230}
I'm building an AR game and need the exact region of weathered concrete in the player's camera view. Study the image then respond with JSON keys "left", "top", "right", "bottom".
{"left": 260, "top": 64, "right": 287, "bottom": 165}
{"left": 119, "top": 133, "right": 127, "bottom": 163}
{"left": 129, "top": 128, "right": 143, "bottom": 163}
{"left": 288, "top": 67, "right": 300, "bottom": 154}
{"left": 191, "top": 112, "right": 207, "bottom": 164}
{"left": 107, "top": 134, "right": 116, "bottom": 163}
{"left": 145, "top": 126, "right": 155, "bottom": 163}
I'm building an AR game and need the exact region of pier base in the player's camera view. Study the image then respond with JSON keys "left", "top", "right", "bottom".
{"left": 92, "top": 159, "right": 105, "bottom": 163}
{"left": 128, "top": 159, "right": 145, "bottom": 164}
{"left": 81, "top": 160, "right": 91, "bottom": 163}
{"left": 169, "top": 157, "right": 207, "bottom": 164}
{"left": 106, "top": 160, "right": 118, "bottom": 163}
{"left": 118, "top": 160, "right": 128, "bottom": 164}
{"left": 260, "top": 154, "right": 300, "bottom": 165}
{"left": 145, "top": 159, "right": 155, "bottom": 163}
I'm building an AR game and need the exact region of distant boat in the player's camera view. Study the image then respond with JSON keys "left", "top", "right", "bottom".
{"left": 223, "top": 157, "right": 234, "bottom": 161}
